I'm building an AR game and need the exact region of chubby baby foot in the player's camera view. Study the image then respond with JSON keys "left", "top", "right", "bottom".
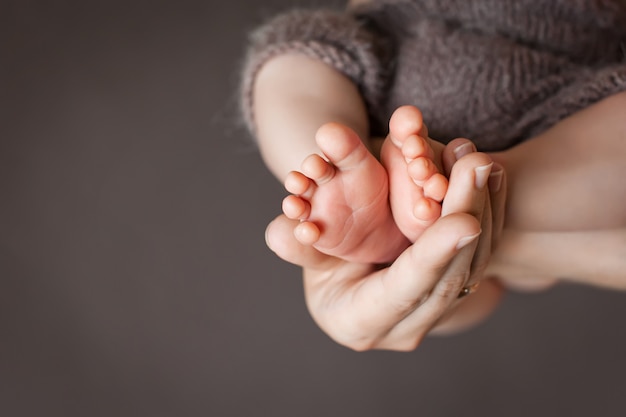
{"left": 381, "top": 105, "right": 448, "bottom": 242}
{"left": 281, "top": 122, "right": 409, "bottom": 263}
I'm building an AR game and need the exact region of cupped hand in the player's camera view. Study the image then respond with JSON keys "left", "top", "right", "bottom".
{"left": 265, "top": 140, "right": 506, "bottom": 351}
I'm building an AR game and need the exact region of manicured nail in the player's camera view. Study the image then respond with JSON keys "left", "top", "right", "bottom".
{"left": 474, "top": 163, "right": 493, "bottom": 189}
{"left": 456, "top": 231, "right": 482, "bottom": 250}
{"left": 453, "top": 142, "right": 475, "bottom": 161}
{"left": 488, "top": 166, "right": 503, "bottom": 192}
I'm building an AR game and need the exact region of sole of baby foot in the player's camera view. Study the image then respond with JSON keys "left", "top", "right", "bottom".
{"left": 282, "top": 122, "right": 409, "bottom": 263}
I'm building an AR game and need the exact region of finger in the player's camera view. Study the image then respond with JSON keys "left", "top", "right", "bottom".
{"left": 377, "top": 225, "right": 481, "bottom": 350}
{"left": 442, "top": 152, "right": 495, "bottom": 289}
{"left": 488, "top": 163, "right": 507, "bottom": 249}
{"left": 467, "top": 191, "right": 492, "bottom": 283}
{"left": 466, "top": 163, "right": 506, "bottom": 283}
{"left": 442, "top": 138, "right": 477, "bottom": 177}
{"left": 467, "top": 163, "right": 507, "bottom": 283}
{"left": 376, "top": 154, "right": 496, "bottom": 349}
{"left": 441, "top": 151, "right": 493, "bottom": 219}
{"left": 379, "top": 205, "right": 492, "bottom": 350}
{"left": 340, "top": 213, "right": 481, "bottom": 350}
{"left": 451, "top": 162, "right": 508, "bottom": 295}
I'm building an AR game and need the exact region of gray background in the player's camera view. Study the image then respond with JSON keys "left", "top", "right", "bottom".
{"left": 2, "top": 1, "right": 625, "bottom": 416}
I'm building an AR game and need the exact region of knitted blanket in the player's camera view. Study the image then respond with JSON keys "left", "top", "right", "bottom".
{"left": 241, "top": 0, "right": 626, "bottom": 150}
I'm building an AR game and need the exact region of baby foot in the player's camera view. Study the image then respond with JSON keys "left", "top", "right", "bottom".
{"left": 281, "top": 123, "right": 409, "bottom": 264}
{"left": 381, "top": 106, "right": 448, "bottom": 242}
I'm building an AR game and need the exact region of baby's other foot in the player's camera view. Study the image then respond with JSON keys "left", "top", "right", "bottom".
{"left": 381, "top": 105, "right": 448, "bottom": 242}
{"left": 281, "top": 123, "right": 409, "bottom": 263}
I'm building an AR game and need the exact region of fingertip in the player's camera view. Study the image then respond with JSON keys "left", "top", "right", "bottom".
{"left": 474, "top": 162, "right": 493, "bottom": 190}
{"left": 442, "top": 138, "right": 476, "bottom": 175}
{"left": 436, "top": 212, "right": 482, "bottom": 244}
{"left": 455, "top": 230, "right": 482, "bottom": 250}
{"left": 450, "top": 151, "right": 494, "bottom": 180}
{"left": 452, "top": 141, "right": 476, "bottom": 162}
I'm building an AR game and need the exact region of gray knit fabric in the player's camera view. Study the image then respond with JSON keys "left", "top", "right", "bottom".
{"left": 241, "top": 0, "right": 626, "bottom": 151}
{"left": 240, "top": 9, "right": 392, "bottom": 136}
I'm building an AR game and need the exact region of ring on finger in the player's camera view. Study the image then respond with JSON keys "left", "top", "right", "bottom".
{"left": 457, "top": 282, "right": 480, "bottom": 299}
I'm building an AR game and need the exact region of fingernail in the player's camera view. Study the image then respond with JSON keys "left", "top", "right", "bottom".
{"left": 456, "top": 231, "right": 482, "bottom": 250}
{"left": 488, "top": 166, "right": 503, "bottom": 192}
{"left": 474, "top": 163, "right": 493, "bottom": 189}
{"left": 453, "top": 142, "right": 475, "bottom": 161}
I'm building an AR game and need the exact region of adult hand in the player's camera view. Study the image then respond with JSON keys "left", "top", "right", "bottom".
{"left": 265, "top": 142, "right": 506, "bottom": 351}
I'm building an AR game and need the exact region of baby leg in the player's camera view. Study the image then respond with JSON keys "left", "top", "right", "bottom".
{"left": 281, "top": 123, "right": 409, "bottom": 263}
{"left": 381, "top": 106, "right": 448, "bottom": 242}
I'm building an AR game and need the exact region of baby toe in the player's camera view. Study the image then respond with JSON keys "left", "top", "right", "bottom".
{"left": 282, "top": 195, "right": 311, "bottom": 220}
{"left": 294, "top": 221, "right": 321, "bottom": 245}
{"left": 285, "top": 171, "right": 316, "bottom": 197}
{"left": 408, "top": 157, "right": 438, "bottom": 185}
{"left": 423, "top": 173, "right": 448, "bottom": 202}
{"left": 301, "top": 154, "right": 335, "bottom": 185}
{"left": 413, "top": 198, "right": 442, "bottom": 223}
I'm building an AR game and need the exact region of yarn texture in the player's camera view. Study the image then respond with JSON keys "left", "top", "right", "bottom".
{"left": 241, "top": 0, "right": 626, "bottom": 150}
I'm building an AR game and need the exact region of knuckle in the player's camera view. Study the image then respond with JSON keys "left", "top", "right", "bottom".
{"left": 471, "top": 259, "right": 490, "bottom": 277}
{"left": 431, "top": 272, "right": 467, "bottom": 299}
{"left": 387, "top": 296, "right": 424, "bottom": 317}
{"left": 455, "top": 152, "right": 493, "bottom": 175}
